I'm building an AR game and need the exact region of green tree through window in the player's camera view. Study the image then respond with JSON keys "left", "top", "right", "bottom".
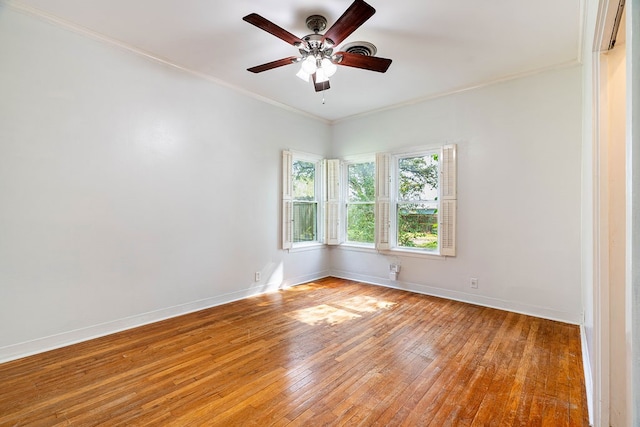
{"left": 397, "top": 153, "right": 439, "bottom": 250}
{"left": 292, "top": 160, "right": 317, "bottom": 242}
{"left": 346, "top": 161, "right": 375, "bottom": 243}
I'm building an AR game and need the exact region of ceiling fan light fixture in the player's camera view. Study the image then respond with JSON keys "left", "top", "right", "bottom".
{"left": 321, "top": 58, "right": 337, "bottom": 77}
{"left": 315, "top": 67, "right": 329, "bottom": 83}
{"left": 296, "top": 68, "right": 310, "bottom": 82}
{"left": 301, "top": 56, "right": 317, "bottom": 74}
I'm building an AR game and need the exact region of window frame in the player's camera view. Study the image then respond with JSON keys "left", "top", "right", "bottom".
{"left": 391, "top": 148, "right": 442, "bottom": 254}
{"left": 375, "top": 144, "right": 456, "bottom": 257}
{"left": 283, "top": 150, "right": 325, "bottom": 250}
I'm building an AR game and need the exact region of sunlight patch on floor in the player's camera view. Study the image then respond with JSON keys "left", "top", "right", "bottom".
{"left": 336, "top": 296, "right": 396, "bottom": 313}
{"left": 285, "top": 284, "right": 316, "bottom": 292}
{"left": 286, "top": 304, "right": 361, "bottom": 326}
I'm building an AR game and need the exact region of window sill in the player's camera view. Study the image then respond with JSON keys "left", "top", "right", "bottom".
{"left": 335, "top": 243, "right": 377, "bottom": 254}
{"left": 289, "top": 242, "right": 326, "bottom": 252}
{"left": 380, "top": 248, "right": 446, "bottom": 260}
{"left": 335, "top": 245, "right": 447, "bottom": 260}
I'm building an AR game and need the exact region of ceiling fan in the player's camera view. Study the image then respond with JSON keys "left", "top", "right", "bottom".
{"left": 243, "top": 0, "right": 392, "bottom": 93}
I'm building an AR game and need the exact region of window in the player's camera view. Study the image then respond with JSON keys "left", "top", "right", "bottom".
{"left": 292, "top": 159, "right": 318, "bottom": 243}
{"left": 282, "top": 151, "right": 323, "bottom": 249}
{"left": 282, "top": 145, "right": 456, "bottom": 255}
{"left": 345, "top": 160, "right": 375, "bottom": 245}
{"left": 376, "top": 144, "right": 456, "bottom": 256}
{"left": 395, "top": 152, "right": 440, "bottom": 251}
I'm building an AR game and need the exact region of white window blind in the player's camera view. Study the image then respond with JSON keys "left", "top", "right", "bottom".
{"left": 325, "top": 159, "right": 342, "bottom": 245}
{"left": 375, "top": 152, "right": 391, "bottom": 250}
{"left": 282, "top": 150, "right": 293, "bottom": 250}
{"left": 439, "top": 144, "right": 457, "bottom": 256}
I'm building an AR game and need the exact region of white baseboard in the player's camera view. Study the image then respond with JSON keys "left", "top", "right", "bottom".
{"left": 581, "top": 324, "right": 594, "bottom": 426}
{"left": 0, "top": 271, "right": 329, "bottom": 364}
{"left": 330, "top": 269, "right": 582, "bottom": 324}
{"left": 281, "top": 270, "right": 331, "bottom": 288}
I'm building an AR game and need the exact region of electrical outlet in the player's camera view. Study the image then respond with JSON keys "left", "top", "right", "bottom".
{"left": 470, "top": 278, "right": 478, "bottom": 289}
{"left": 255, "top": 272, "right": 261, "bottom": 282}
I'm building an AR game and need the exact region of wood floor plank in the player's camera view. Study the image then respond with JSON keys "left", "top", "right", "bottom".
{"left": 0, "top": 277, "right": 589, "bottom": 426}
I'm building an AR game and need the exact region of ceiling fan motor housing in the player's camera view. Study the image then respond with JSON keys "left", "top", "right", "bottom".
{"left": 305, "top": 15, "right": 327, "bottom": 33}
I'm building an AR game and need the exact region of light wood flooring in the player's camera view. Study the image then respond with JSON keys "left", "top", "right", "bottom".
{"left": 0, "top": 277, "right": 589, "bottom": 426}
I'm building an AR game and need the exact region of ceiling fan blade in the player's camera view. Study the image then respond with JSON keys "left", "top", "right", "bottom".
{"left": 312, "top": 73, "right": 331, "bottom": 92}
{"left": 243, "top": 13, "right": 304, "bottom": 46}
{"left": 247, "top": 56, "right": 298, "bottom": 73}
{"left": 334, "top": 51, "right": 392, "bottom": 73}
{"left": 322, "top": 0, "right": 375, "bottom": 47}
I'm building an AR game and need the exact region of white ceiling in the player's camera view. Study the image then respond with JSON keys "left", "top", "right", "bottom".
{"left": 11, "top": 0, "right": 583, "bottom": 122}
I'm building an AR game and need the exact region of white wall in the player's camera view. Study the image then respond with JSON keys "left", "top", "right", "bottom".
{"left": 330, "top": 66, "right": 583, "bottom": 323}
{"left": 0, "top": 8, "right": 332, "bottom": 362}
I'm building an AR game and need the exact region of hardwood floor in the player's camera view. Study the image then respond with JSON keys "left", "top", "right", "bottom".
{"left": 0, "top": 277, "right": 589, "bottom": 426}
